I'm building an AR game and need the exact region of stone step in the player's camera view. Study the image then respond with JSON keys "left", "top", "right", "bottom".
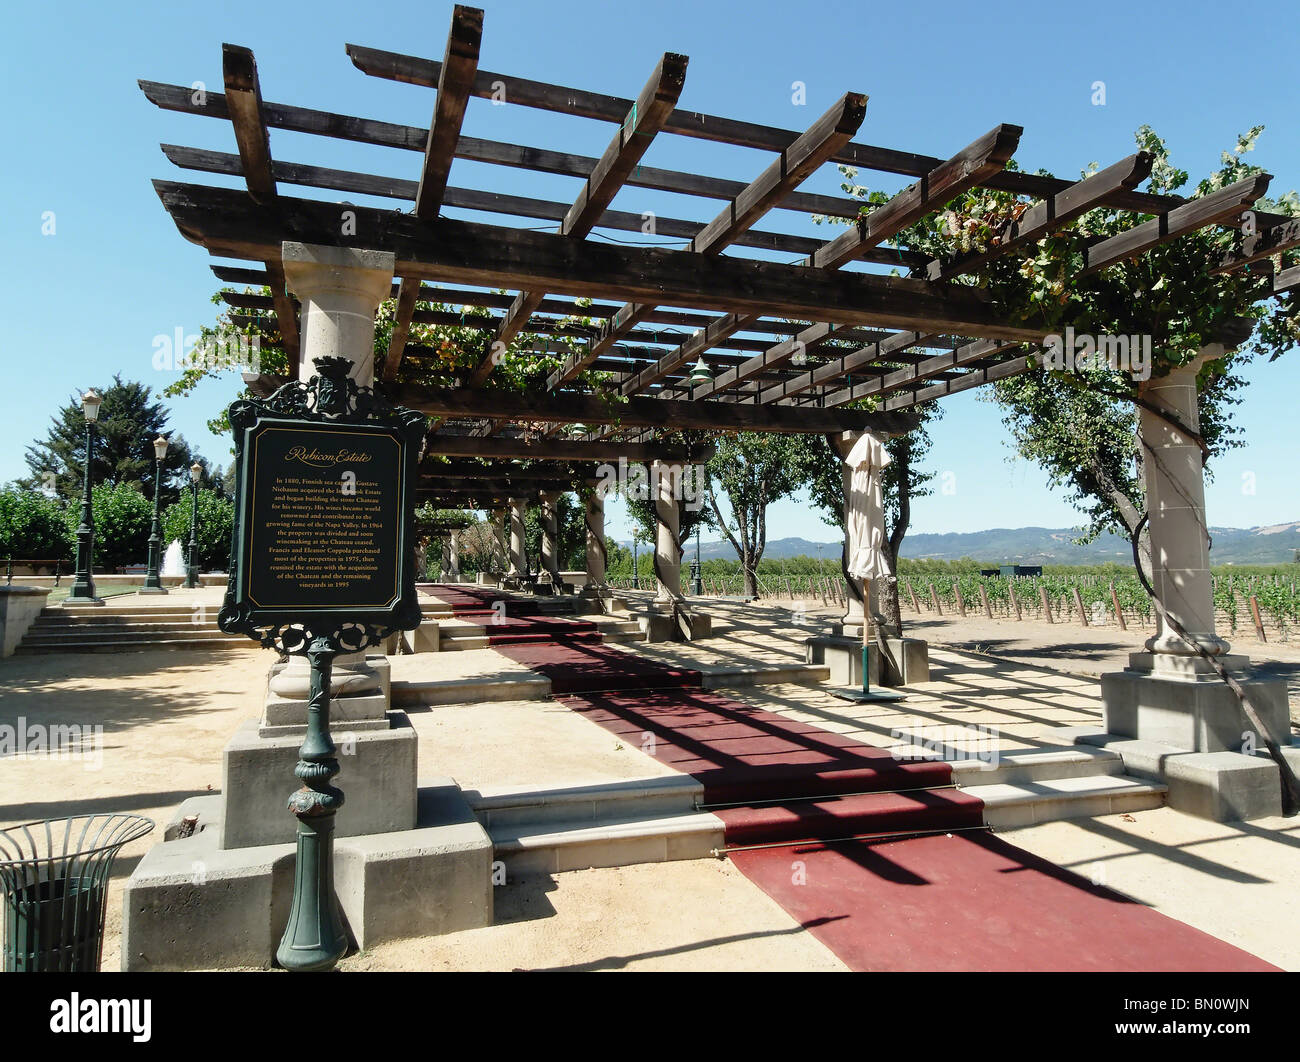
{"left": 701, "top": 662, "right": 830, "bottom": 688}
{"left": 392, "top": 675, "right": 550, "bottom": 706}
{"left": 27, "top": 620, "right": 228, "bottom": 634}
{"left": 948, "top": 745, "right": 1125, "bottom": 787}
{"left": 16, "top": 636, "right": 255, "bottom": 654}
{"left": 490, "top": 809, "right": 724, "bottom": 876}
{"left": 20, "top": 627, "right": 238, "bottom": 643}
{"left": 961, "top": 774, "right": 1167, "bottom": 830}
{"left": 466, "top": 775, "right": 703, "bottom": 830}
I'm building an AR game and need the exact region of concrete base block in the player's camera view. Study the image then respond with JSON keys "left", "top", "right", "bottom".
{"left": 881, "top": 637, "right": 929, "bottom": 686}
{"left": 221, "top": 712, "right": 418, "bottom": 850}
{"left": 476, "top": 573, "right": 500, "bottom": 587}
{"left": 805, "top": 635, "right": 881, "bottom": 688}
{"left": 1060, "top": 726, "right": 1286, "bottom": 822}
{"left": 122, "top": 781, "right": 493, "bottom": 971}
{"left": 399, "top": 620, "right": 440, "bottom": 654}
{"left": 1101, "top": 667, "right": 1289, "bottom": 753}
{"left": 639, "top": 607, "right": 711, "bottom": 642}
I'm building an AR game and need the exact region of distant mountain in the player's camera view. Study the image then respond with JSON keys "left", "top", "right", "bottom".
{"left": 633, "top": 522, "right": 1300, "bottom": 566}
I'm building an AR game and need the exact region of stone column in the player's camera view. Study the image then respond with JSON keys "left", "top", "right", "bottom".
{"left": 270, "top": 242, "right": 395, "bottom": 702}
{"left": 652, "top": 460, "right": 682, "bottom": 602}
{"left": 449, "top": 529, "right": 461, "bottom": 583}
{"left": 281, "top": 243, "right": 395, "bottom": 386}
{"left": 539, "top": 491, "right": 561, "bottom": 585}
{"left": 491, "top": 508, "right": 508, "bottom": 573}
{"left": 1139, "top": 349, "right": 1229, "bottom": 662}
{"left": 583, "top": 486, "right": 608, "bottom": 593}
{"left": 1096, "top": 344, "right": 1291, "bottom": 821}
{"left": 508, "top": 497, "right": 527, "bottom": 578}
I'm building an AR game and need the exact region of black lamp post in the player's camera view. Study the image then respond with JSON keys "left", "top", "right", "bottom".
{"left": 66, "top": 389, "right": 103, "bottom": 605}
{"left": 185, "top": 461, "right": 201, "bottom": 589}
{"left": 632, "top": 534, "right": 640, "bottom": 590}
{"left": 691, "top": 523, "right": 703, "bottom": 595}
{"left": 141, "top": 435, "right": 169, "bottom": 594}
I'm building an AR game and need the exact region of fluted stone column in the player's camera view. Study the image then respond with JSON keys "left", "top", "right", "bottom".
{"left": 1097, "top": 343, "right": 1291, "bottom": 820}
{"left": 508, "top": 497, "right": 527, "bottom": 578}
{"left": 584, "top": 486, "right": 607, "bottom": 592}
{"left": 539, "top": 491, "right": 561, "bottom": 586}
{"left": 491, "top": 508, "right": 508, "bottom": 573}
{"left": 652, "top": 460, "right": 682, "bottom": 602}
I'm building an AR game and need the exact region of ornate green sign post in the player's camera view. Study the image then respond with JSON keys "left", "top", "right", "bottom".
{"left": 219, "top": 356, "right": 425, "bottom": 972}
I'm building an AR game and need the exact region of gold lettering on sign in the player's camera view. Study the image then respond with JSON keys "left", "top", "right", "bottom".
{"left": 284, "top": 445, "right": 375, "bottom": 468}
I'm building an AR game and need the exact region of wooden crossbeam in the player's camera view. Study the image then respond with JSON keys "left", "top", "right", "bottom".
{"left": 547, "top": 91, "right": 868, "bottom": 392}
{"left": 395, "top": 384, "right": 919, "bottom": 435}
{"left": 467, "top": 53, "right": 688, "bottom": 390}
{"left": 675, "top": 124, "right": 1022, "bottom": 403}
{"left": 1081, "top": 175, "right": 1271, "bottom": 275}
{"left": 1275, "top": 263, "right": 1300, "bottom": 293}
{"left": 1212, "top": 216, "right": 1300, "bottom": 275}
{"left": 822, "top": 337, "right": 1023, "bottom": 407}
{"left": 926, "top": 152, "right": 1154, "bottom": 281}
{"left": 347, "top": 43, "right": 1247, "bottom": 221}
{"left": 156, "top": 183, "right": 1040, "bottom": 342}
{"left": 423, "top": 436, "right": 713, "bottom": 462}
{"left": 382, "top": 5, "right": 483, "bottom": 383}
{"left": 882, "top": 354, "right": 1033, "bottom": 410}
{"left": 221, "top": 44, "right": 299, "bottom": 365}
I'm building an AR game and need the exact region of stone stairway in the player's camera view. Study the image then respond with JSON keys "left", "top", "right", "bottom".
{"left": 466, "top": 745, "right": 1167, "bottom": 875}
{"left": 16, "top": 604, "right": 255, "bottom": 653}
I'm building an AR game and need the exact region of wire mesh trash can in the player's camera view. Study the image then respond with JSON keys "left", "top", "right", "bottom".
{"left": 0, "top": 814, "right": 154, "bottom": 972}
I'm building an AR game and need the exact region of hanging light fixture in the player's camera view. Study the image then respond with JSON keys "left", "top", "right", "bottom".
{"left": 687, "top": 357, "right": 712, "bottom": 389}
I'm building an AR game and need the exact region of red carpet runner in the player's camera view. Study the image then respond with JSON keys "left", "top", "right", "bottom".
{"left": 417, "top": 585, "right": 1277, "bottom": 970}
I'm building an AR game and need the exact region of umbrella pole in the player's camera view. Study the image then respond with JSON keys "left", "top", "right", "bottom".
{"left": 861, "top": 576, "right": 870, "bottom": 694}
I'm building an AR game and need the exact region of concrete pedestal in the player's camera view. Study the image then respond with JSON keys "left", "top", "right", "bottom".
{"left": 220, "top": 712, "right": 419, "bottom": 849}
{"left": 121, "top": 781, "right": 494, "bottom": 971}
{"left": 806, "top": 635, "right": 881, "bottom": 688}
{"left": 640, "top": 606, "right": 712, "bottom": 642}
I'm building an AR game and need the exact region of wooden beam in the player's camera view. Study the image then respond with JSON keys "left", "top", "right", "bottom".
{"left": 926, "top": 152, "right": 1154, "bottom": 281}
{"left": 221, "top": 44, "right": 299, "bottom": 365}
{"left": 548, "top": 91, "right": 868, "bottom": 391}
{"left": 1212, "top": 216, "right": 1300, "bottom": 275}
{"left": 676, "top": 124, "right": 1022, "bottom": 403}
{"left": 424, "top": 435, "right": 713, "bottom": 462}
{"left": 383, "top": 5, "right": 483, "bottom": 383}
{"left": 883, "top": 354, "right": 1033, "bottom": 410}
{"left": 396, "top": 384, "right": 920, "bottom": 435}
{"left": 468, "top": 52, "right": 688, "bottom": 390}
{"left": 345, "top": 44, "right": 1232, "bottom": 220}
{"left": 1081, "top": 175, "right": 1272, "bottom": 275}
{"left": 1275, "top": 263, "right": 1300, "bottom": 293}
{"left": 155, "top": 183, "right": 1041, "bottom": 342}
{"left": 822, "top": 337, "right": 1023, "bottom": 407}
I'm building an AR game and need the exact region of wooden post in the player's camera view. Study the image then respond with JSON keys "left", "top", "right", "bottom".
{"left": 1039, "top": 585, "right": 1053, "bottom": 623}
{"left": 929, "top": 584, "right": 943, "bottom": 616}
{"left": 953, "top": 580, "right": 966, "bottom": 617}
{"left": 1110, "top": 582, "right": 1127, "bottom": 631}
{"left": 906, "top": 580, "right": 921, "bottom": 613}
{"left": 1250, "top": 595, "right": 1267, "bottom": 642}
{"left": 978, "top": 582, "right": 993, "bottom": 619}
{"left": 1073, "top": 587, "right": 1089, "bottom": 627}
{"left": 1012, "top": 588, "right": 1022, "bottom": 622}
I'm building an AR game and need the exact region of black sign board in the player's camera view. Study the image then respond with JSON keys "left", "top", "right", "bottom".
{"left": 219, "top": 359, "right": 425, "bottom": 653}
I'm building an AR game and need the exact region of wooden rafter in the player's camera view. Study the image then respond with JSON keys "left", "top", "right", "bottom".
{"left": 221, "top": 43, "right": 300, "bottom": 365}
{"left": 546, "top": 91, "right": 868, "bottom": 391}
{"left": 382, "top": 5, "right": 483, "bottom": 383}
{"left": 466, "top": 52, "right": 688, "bottom": 389}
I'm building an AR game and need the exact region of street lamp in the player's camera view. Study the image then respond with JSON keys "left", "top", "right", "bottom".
{"left": 141, "top": 435, "right": 169, "bottom": 594}
{"left": 66, "top": 390, "right": 103, "bottom": 605}
{"left": 185, "top": 461, "right": 202, "bottom": 589}
{"left": 632, "top": 534, "right": 640, "bottom": 590}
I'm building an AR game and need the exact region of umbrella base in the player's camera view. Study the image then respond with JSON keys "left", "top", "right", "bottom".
{"left": 830, "top": 686, "right": 908, "bottom": 703}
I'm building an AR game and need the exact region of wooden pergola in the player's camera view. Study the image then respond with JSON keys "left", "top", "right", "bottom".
{"left": 142, "top": 5, "right": 1297, "bottom": 506}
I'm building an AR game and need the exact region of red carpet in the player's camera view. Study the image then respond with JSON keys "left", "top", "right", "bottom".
{"left": 729, "top": 832, "right": 1279, "bottom": 971}
{"left": 424, "top": 584, "right": 1278, "bottom": 971}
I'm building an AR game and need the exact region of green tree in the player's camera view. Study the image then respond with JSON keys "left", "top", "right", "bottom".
{"left": 0, "top": 486, "right": 74, "bottom": 562}
{"left": 23, "top": 376, "right": 199, "bottom": 510}
{"left": 68, "top": 481, "right": 153, "bottom": 571}
{"left": 706, "top": 433, "right": 804, "bottom": 598}
{"left": 161, "top": 489, "right": 235, "bottom": 571}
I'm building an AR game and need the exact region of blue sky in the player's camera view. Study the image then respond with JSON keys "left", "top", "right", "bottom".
{"left": 4, "top": 0, "right": 1297, "bottom": 547}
